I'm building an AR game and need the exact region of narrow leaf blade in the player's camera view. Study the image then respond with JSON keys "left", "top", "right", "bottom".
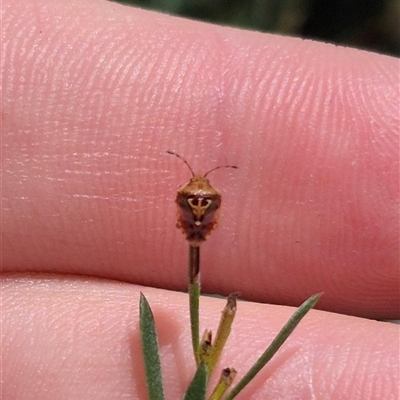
{"left": 225, "top": 293, "right": 321, "bottom": 400}
{"left": 139, "top": 293, "right": 165, "bottom": 400}
{"left": 182, "top": 363, "right": 207, "bottom": 400}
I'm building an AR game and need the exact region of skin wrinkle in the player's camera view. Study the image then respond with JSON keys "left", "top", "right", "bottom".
{"left": 358, "top": 55, "right": 398, "bottom": 137}
{"left": 157, "top": 44, "right": 197, "bottom": 131}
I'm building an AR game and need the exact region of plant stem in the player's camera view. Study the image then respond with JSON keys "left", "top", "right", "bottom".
{"left": 189, "top": 244, "right": 200, "bottom": 365}
{"left": 209, "top": 368, "right": 237, "bottom": 400}
{"left": 204, "top": 293, "right": 239, "bottom": 377}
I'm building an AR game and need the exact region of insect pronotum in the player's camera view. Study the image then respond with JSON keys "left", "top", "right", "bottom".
{"left": 167, "top": 150, "right": 237, "bottom": 247}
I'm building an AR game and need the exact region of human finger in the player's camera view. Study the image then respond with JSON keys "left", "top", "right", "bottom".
{"left": 2, "top": 0, "right": 398, "bottom": 318}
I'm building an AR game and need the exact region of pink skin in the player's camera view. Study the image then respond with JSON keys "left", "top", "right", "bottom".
{"left": 2, "top": 277, "right": 399, "bottom": 400}
{"left": 2, "top": 1, "right": 399, "bottom": 399}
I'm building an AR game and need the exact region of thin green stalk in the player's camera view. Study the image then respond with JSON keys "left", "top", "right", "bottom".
{"left": 199, "top": 329, "right": 212, "bottom": 363}
{"left": 189, "top": 244, "right": 200, "bottom": 365}
{"left": 204, "top": 293, "right": 239, "bottom": 377}
{"left": 208, "top": 368, "right": 237, "bottom": 400}
{"left": 225, "top": 293, "right": 321, "bottom": 400}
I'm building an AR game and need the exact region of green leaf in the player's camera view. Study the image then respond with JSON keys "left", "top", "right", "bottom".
{"left": 182, "top": 362, "right": 207, "bottom": 400}
{"left": 225, "top": 293, "right": 322, "bottom": 400}
{"left": 139, "top": 293, "right": 165, "bottom": 400}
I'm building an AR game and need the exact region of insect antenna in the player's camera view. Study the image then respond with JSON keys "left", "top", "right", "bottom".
{"left": 204, "top": 164, "right": 238, "bottom": 177}
{"left": 167, "top": 150, "right": 195, "bottom": 177}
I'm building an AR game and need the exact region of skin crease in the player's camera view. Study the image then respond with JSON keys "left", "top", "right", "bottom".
{"left": 1, "top": 0, "right": 399, "bottom": 399}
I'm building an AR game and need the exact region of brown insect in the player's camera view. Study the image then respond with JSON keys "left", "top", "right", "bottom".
{"left": 167, "top": 150, "right": 237, "bottom": 247}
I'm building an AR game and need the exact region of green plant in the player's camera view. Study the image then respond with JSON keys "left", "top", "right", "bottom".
{"left": 139, "top": 152, "right": 321, "bottom": 399}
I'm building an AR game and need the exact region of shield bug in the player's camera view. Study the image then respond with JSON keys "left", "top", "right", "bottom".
{"left": 167, "top": 150, "right": 237, "bottom": 247}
